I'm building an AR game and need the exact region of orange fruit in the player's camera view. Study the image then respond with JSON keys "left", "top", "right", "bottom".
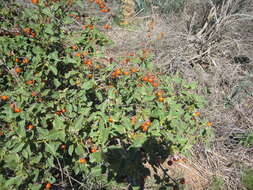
{"left": 115, "top": 69, "right": 121, "bottom": 75}
{"left": 23, "top": 58, "right": 29, "bottom": 64}
{"left": 90, "top": 148, "right": 97, "bottom": 153}
{"left": 0, "top": 95, "right": 9, "bottom": 101}
{"left": 193, "top": 112, "right": 201, "bottom": 117}
{"left": 45, "top": 183, "right": 52, "bottom": 189}
{"left": 15, "top": 58, "right": 20, "bottom": 63}
{"left": 31, "top": 91, "right": 37, "bottom": 96}
{"left": 142, "top": 76, "right": 149, "bottom": 82}
{"left": 27, "top": 124, "right": 34, "bottom": 130}
{"left": 124, "top": 58, "right": 130, "bottom": 63}
{"left": 55, "top": 111, "right": 61, "bottom": 115}
{"left": 141, "top": 125, "right": 148, "bottom": 132}
{"left": 31, "top": 0, "right": 39, "bottom": 4}
{"left": 100, "top": 8, "right": 110, "bottom": 13}
{"left": 31, "top": 32, "right": 36, "bottom": 38}
{"left": 103, "top": 24, "right": 112, "bottom": 30}
{"left": 147, "top": 78, "right": 154, "bottom": 83}
{"left": 131, "top": 116, "right": 137, "bottom": 125}
{"left": 84, "top": 59, "right": 92, "bottom": 66}
{"left": 179, "top": 178, "right": 186, "bottom": 184}
{"left": 23, "top": 28, "right": 31, "bottom": 34}
{"left": 15, "top": 67, "right": 21, "bottom": 73}
{"left": 158, "top": 97, "right": 164, "bottom": 102}
{"left": 207, "top": 122, "right": 213, "bottom": 127}
{"left": 60, "top": 144, "right": 67, "bottom": 150}
{"left": 131, "top": 68, "right": 139, "bottom": 73}
{"left": 76, "top": 52, "right": 81, "bottom": 57}
{"left": 79, "top": 158, "right": 87, "bottom": 164}
{"left": 99, "top": 3, "right": 106, "bottom": 9}
{"left": 26, "top": 80, "right": 34, "bottom": 85}
{"left": 156, "top": 91, "right": 163, "bottom": 97}
{"left": 61, "top": 109, "right": 66, "bottom": 113}
{"left": 108, "top": 117, "right": 113, "bottom": 123}
{"left": 87, "top": 74, "right": 93, "bottom": 79}
{"left": 152, "top": 82, "right": 159, "bottom": 88}
{"left": 71, "top": 45, "right": 78, "bottom": 50}
{"left": 14, "top": 108, "right": 21, "bottom": 113}
{"left": 123, "top": 71, "right": 130, "bottom": 75}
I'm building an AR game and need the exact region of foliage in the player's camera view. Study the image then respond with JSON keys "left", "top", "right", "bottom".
{"left": 0, "top": 0, "right": 212, "bottom": 189}
{"left": 242, "top": 168, "right": 253, "bottom": 190}
{"left": 208, "top": 176, "right": 225, "bottom": 190}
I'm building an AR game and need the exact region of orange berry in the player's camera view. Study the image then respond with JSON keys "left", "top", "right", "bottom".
{"left": 148, "top": 78, "right": 154, "bottom": 83}
{"left": 131, "top": 68, "right": 139, "bottom": 73}
{"left": 31, "top": 0, "right": 39, "bottom": 4}
{"left": 88, "top": 25, "right": 94, "bottom": 30}
{"left": 61, "top": 109, "right": 66, "bottom": 113}
{"left": 115, "top": 69, "right": 122, "bottom": 75}
{"left": 31, "top": 32, "right": 36, "bottom": 38}
{"left": 145, "top": 120, "right": 151, "bottom": 126}
{"left": 131, "top": 116, "right": 137, "bottom": 125}
{"left": 193, "top": 112, "right": 201, "bottom": 117}
{"left": 27, "top": 124, "right": 34, "bottom": 130}
{"left": 23, "top": 28, "right": 31, "bottom": 34}
{"left": 152, "top": 82, "right": 159, "bottom": 87}
{"left": 0, "top": 95, "right": 9, "bottom": 101}
{"left": 103, "top": 24, "right": 112, "bottom": 30}
{"left": 15, "top": 67, "right": 21, "bottom": 73}
{"left": 71, "top": 45, "right": 78, "bottom": 50}
{"left": 123, "top": 71, "right": 130, "bottom": 75}
{"left": 87, "top": 74, "right": 93, "bottom": 79}
{"left": 45, "top": 183, "right": 52, "bottom": 189}
{"left": 82, "top": 51, "right": 89, "bottom": 56}
{"left": 156, "top": 91, "right": 163, "bottom": 97}
{"left": 84, "top": 59, "right": 92, "bottom": 66}
{"left": 158, "top": 97, "right": 164, "bottom": 102}
{"left": 60, "top": 144, "right": 67, "bottom": 150}
{"left": 79, "top": 158, "right": 87, "bottom": 164}
{"left": 31, "top": 91, "right": 37, "bottom": 96}
{"left": 207, "top": 122, "right": 213, "bottom": 127}
{"left": 179, "top": 178, "right": 186, "bottom": 184}
{"left": 23, "top": 58, "right": 29, "bottom": 64}
{"left": 25, "top": 80, "right": 34, "bottom": 85}
{"left": 15, "top": 58, "right": 20, "bottom": 63}
{"left": 55, "top": 111, "right": 61, "bottom": 115}
{"left": 76, "top": 52, "right": 81, "bottom": 57}
{"left": 14, "top": 108, "right": 21, "bottom": 113}
{"left": 100, "top": 8, "right": 110, "bottom": 13}
{"left": 124, "top": 58, "right": 130, "bottom": 63}
{"left": 90, "top": 148, "right": 97, "bottom": 153}
{"left": 141, "top": 125, "right": 148, "bottom": 132}
{"left": 108, "top": 117, "right": 113, "bottom": 123}
{"left": 99, "top": 3, "right": 106, "bottom": 9}
{"left": 142, "top": 76, "right": 149, "bottom": 82}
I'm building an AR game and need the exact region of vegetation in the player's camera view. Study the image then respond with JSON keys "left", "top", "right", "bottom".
{"left": 0, "top": 0, "right": 214, "bottom": 189}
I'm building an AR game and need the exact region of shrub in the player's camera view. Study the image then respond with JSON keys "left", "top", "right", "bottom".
{"left": 0, "top": 0, "right": 212, "bottom": 189}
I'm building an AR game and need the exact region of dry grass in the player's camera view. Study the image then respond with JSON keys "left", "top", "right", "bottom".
{"left": 103, "top": 0, "right": 253, "bottom": 189}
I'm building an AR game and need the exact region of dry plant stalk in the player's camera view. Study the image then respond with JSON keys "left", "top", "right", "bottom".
{"left": 121, "top": 0, "right": 136, "bottom": 25}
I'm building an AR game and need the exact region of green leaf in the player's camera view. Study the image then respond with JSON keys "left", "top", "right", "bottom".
{"left": 73, "top": 115, "right": 84, "bottom": 131}
{"left": 75, "top": 144, "right": 84, "bottom": 156}
{"left": 53, "top": 116, "right": 65, "bottom": 130}
{"left": 68, "top": 145, "right": 74, "bottom": 156}
{"left": 81, "top": 81, "right": 94, "bottom": 90}
{"left": 49, "top": 65, "right": 57, "bottom": 75}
